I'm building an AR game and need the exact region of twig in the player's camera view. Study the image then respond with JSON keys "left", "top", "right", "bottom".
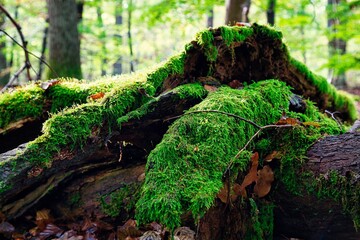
{"left": 0, "top": 29, "right": 58, "bottom": 79}
{"left": 164, "top": 110, "right": 262, "bottom": 129}
{"left": 0, "top": 5, "right": 31, "bottom": 81}
{"left": 325, "top": 110, "right": 342, "bottom": 131}
{"left": 1, "top": 64, "right": 27, "bottom": 93}
{"left": 226, "top": 124, "right": 294, "bottom": 171}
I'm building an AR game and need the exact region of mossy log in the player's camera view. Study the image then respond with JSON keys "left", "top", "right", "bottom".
{"left": 0, "top": 24, "right": 359, "bottom": 239}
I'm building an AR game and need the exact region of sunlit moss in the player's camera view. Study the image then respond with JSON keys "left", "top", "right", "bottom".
{"left": 0, "top": 84, "right": 45, "bottom": 128}
{"left": 135, "top": 80, "right": 293, "bottom": 230}
{"left": 220, "top": 25, "right": 254, "bottom": 46}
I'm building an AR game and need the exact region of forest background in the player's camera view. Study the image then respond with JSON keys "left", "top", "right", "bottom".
{"left": 0, "top": 0, "right": 359, "bottom": 90}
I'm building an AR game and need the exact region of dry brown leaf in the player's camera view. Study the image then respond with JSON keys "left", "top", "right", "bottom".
{"left": 233, "top": 183, "right": 247, "bottom": 198}
{"left": 203, "top": 84, "right": 218, "bottom": 92}
{"left": 302, "top": 121, "right": 321, "bottom": 128}
{"left": 36, "top": 209, "right": 53, "bottom": 231}
{"left": 216, "top": 185, "right": 235, "bottom": 203}
{"left": 89, "top": 92, "right": 105, "bottom": 100}
{"left": 27, "top": 166, "right": 44, "bottom": 178}
{"left": 139, "top": 230, "right": 161, "bottom": 240}
{"left": 40, "top": 79, "right": 60, "bottom": 90}
{"left": 117, "top": 219, "right": 142, "bottom": 240}
{"left": 174, "top": 226, "right": 195, "bottom": 240}
{"left": 238, "top": 152, "right": 259, "bottom": 194}
{"left": 228, "top": 80, "right": 243, "bottom": 89}
{"left": 264, "top": 151, "right": 282, "bottom": 162}
{"left": 254, "top": 165, "right": 274, "bottom": 198}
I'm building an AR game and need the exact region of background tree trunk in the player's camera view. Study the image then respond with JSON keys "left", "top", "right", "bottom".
{"left": 0, "top": 0, "right": 10, "bottom": 87}
{"left": 267, "top": 0, "right": 276, "bottom": 25}
{"left": 327, "top": 0, "right": 347, "bottom": 88}
{"left": 46, "top": 0, "right": 82, "bottom": 79}
{"left": 225, "top": 0, "right": 246, "bottom": 25}
{"left": 113, "top": 0, "right": 123, "bottom": 75}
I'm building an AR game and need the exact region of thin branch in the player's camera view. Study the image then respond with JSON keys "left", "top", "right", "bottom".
{"left": 0, "top": 5, "right": 31, "bottom": 81}
{"left": 1, "top": 64, "right": 27, "bottom": 93}
{"left": 0, "top": 29, "right": 59, "bottom": 79}
{"left": 164, "top": 110, "right": 262, "bottom": 129}
{"left": 226, "top": 124, "right": 294, "bottom": 171}
{"left": 325, "top": 110, "right": 342, "bottom": 131}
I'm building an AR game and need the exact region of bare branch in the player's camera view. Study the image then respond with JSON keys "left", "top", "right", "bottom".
{"left": 0, "top": 5, "right": 32, "bottom": 81}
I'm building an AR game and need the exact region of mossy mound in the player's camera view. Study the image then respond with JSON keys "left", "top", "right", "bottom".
{"left": 0, "top": 24, "right": 358, "bottom": 236}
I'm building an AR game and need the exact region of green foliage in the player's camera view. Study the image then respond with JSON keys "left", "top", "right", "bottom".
{"left": 0, "top": 84, "right": 45, "bottom": 128}
{"left": 219, "top": 26, "right": 254, "bottom": 46}
{"left": 135, "top": 80, "right": 293, "bottom": 230}
{"left": 245, "top": 199, "right": 274, "bottom": 240}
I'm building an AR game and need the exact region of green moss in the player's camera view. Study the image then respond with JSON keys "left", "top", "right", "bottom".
{"left": 135, "top": 80, "right": 293, "bottom": 230}
{"left": 252, "top": 23, "right": 283, "bottom": 40}
{"left": 195, "top": 29, "right": 218, "bottom": 62}
{"left": 245, "top": 199, "right": 274, "bottom": 240}
{"left": 0, "top": 84, "right": 45, "bottom": 128}
{"left": 219, "top": 26, "right": 254, "bottom": 47}
{"left": 147, "top": 53, "right": 186, "bottom": 89}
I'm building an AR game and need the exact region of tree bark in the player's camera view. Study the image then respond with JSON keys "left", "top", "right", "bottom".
{"left": 46, "top": 0, "right": 82, "bottom": 79}
{"left": 225, "top": 0, "right": 246, "bottom": 25}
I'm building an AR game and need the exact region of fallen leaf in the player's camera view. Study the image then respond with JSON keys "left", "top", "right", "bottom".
{"left": 36, "top": 209, "right": 53, "bottom": 231}
{"left": 139, "top": 230, "right": 161, "bottom": 240}
{"left": 302, "top": 121, "right": 321, "bottom": 128}
{"left": 89, "top": 92, "right": 105, "bottom": 100}
{"left": 27, "top": 166, "right": 44, "bottom": 178}
{"left": 203, "top": 84, "right": 217, "bottom": 92}
{"left": 276, "top": 112, "right": 301, "bottom": 126}
{"left": 228, "top": 80, "right": 243, "bottom": 89}
{"left": 174, "top": 227, "right": 195, "bottom": 240}
{"left": 238, "top": 152, "right": 259, "bottom": 194}
{"left": 217, "top": 184, "right": 238, "bottom": 203}
{"left": 193, "top": 146, "right": 199, "bottom": 152}
{"left": 40, "top": 79, "right": 60, "bottom": 90}
{"left": 254, "top": 165, "right": 274, "bottom": 198}
{"left": 235, "top": 22, "right": 251, "bottom": 27}
{"left": 264, "top": 151, "right": 282, "bottom": 162}
{"left": 117, "top": 219, "right": 142, "bottom": 240}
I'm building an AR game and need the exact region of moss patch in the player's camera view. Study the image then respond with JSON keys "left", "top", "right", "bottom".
{"left": 135, "top": 80, "right": 293, "bottom": 229}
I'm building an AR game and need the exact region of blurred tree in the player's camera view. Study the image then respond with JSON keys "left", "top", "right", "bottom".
{"left": 127, "top": 0, "right": 134, "bottom": 72}
{"left": 113, "top": 0, "right": 123, "bottom": 75}
{"left": 96, "top": 4, "right": 107, "bottom": 76}
{"left": 0, "top": 0, "right": 10, "bottom": 87}
{"left": 327, "top": 0, "right": 347, "bottom": 88}
{"left": 326, "top": 0, "right": 360, "bottom": 88}
{"left": 267, "top": 0, "right": 276, "bottom": 25}
{"left": 47, "top": 0, "right": 82, "bottom": 79}
{"left": 225, "top": 0, "right": 251, "bottom": 25}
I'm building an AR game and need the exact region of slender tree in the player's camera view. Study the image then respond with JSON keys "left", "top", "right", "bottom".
{"left": 127, "top": 0, "right": 134, "bottom": 72}
{"left": 225, "top": 0, "right": 247, "bottom": 25}
{"left": 46, "top": 0, "right": 82, "bottom": 79}
{"left": 113, "top": 0, "right": 123, "bottom": 75}
{"left": 96, "top": 5, "right": 107, "bottom": 76}
{"left": 327, "top": 0, "right": 347, "bottom": 88}
{"left": 207, "top": 8, "right": 214, "bottom": 27}
{"left": 0, "top": 0, "right": 9, "bottom": 87}
{"left": 267, "top": 0, "right": 276, "bottom": 25}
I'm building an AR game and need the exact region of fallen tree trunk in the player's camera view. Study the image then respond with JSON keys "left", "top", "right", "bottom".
{"left": 0, "top": 24, "right": 359, "bottom": 239}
